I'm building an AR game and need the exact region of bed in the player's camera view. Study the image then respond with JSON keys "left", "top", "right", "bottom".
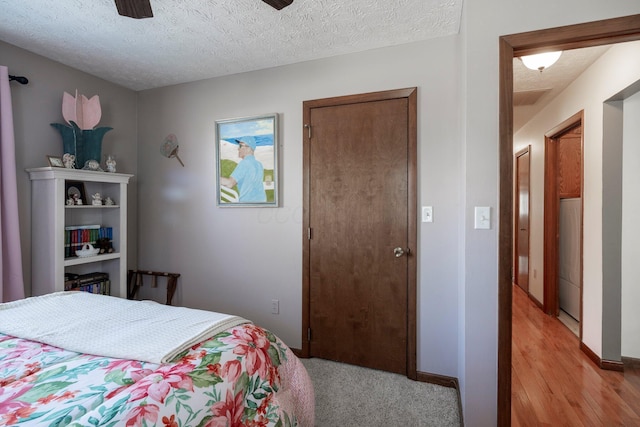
{"left": 0, "top": 292, "right": 314, "bottom": 426}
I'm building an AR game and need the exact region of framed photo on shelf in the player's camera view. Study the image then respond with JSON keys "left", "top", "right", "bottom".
{"left": 47, "top": 155, "right": 64, "bottom": 168}
{"left": 65, "top": 181, "right": 87, "bottom": 206}
{"left": 215, "top": 113, "right": 279, "bottom": 207}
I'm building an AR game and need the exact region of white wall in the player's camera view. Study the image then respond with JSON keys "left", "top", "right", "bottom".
{"left": 514, "top": 41, "right": 640, "bottom": 358}
{"left": 136, "top": 36, "right": 463, "bottom": 378}
{"left": 622, "top": 89, "right": 640, "bottom": 358}
{"left": 0, "top": 40, "right": 139, "bottom": 296}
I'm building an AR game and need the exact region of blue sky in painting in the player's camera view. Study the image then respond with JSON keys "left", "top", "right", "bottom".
{"left": 219, "top": 117, "right": 274, "bottom": 147}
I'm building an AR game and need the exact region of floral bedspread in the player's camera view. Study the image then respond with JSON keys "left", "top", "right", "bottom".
{"left": 0, "top": 324, "right": 313, "bottom": 426}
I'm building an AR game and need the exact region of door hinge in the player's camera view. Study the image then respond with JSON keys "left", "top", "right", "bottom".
{"left": 304, "top": 123, "right": 311, "bottom": 139}
{"left": 307, "top": 328, "right": 312, "bottom": 342}
{"left": 308, "top": 227, "right": 312, "bottom": 240}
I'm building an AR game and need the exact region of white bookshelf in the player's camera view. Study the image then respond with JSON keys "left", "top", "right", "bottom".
{"left": 27, "top": 167, "right": 133, "bottom": 297}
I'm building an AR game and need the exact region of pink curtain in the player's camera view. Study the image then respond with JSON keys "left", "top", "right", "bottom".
{"left": 0, "top": 66, "right": 25, "bottom": 302}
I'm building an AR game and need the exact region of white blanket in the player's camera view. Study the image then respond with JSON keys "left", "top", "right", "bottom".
{"left": 0, "top": 292, "right": 250, "bottom": 363}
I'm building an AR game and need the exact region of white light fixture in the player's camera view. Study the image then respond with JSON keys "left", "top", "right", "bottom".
{"left": 521, "top": 51, "right": 562, "bottom": 72}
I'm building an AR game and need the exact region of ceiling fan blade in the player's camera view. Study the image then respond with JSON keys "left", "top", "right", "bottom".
{"left": 115, "top": 0, "right": 153, "bottom": 19}
{"left": 261, "top": 0, "right": 293, "bottom": 10}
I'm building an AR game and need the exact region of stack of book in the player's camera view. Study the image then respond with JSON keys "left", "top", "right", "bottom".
{"left": 64, "top": 225, "right": 113, "bottom": 258}
{"left": 64, "top": 272, "right": 110, "bottom": 295}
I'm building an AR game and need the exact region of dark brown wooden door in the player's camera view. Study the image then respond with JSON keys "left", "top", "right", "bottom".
{"left": 515, "top": 148, "right": 530, "bottom": 293}
{"left": 557, "top": 126, "right": 582, "bottom": 199}
{"left": 305, "top": 92, "right": 413, "bottom": 375}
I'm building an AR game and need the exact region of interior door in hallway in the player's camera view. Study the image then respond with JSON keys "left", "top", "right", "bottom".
{"left": 303, "top": 89, "right": 417, "bottom": 375}
{"left": 556, "top": 124, "right": 582, "bottom": 321}
{"left": 544, "top": 115, "right": 583, "bottom": 317}
{"left": 515, "top": 147, "right": 530, "bottom": 293}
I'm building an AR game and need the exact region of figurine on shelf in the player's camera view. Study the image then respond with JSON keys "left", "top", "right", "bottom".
{"left": 105, "top": 154, "right": 116, "bottom": 173}
{"left": 66, "top": 198, "right": 74, "bottom": 206}
{"left": 62, "top": 153, "right": 75, "bottom": 169}
{"left": 104, "top": 196, "right": 115, "bottom": 206}
{"left": 92, "top": 192, "right": 102, "bottom": 206}
{"left": 71, "top": 192, "right": 83, "bottom": 205}
{"left": 83, "top": 159, "right": 103, "bottom": 171}
{"left": 95, "top": 237, "right": 114, "bottom": 254}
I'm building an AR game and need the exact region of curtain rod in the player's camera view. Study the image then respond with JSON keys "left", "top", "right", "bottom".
{"left": 9, "top": 75, "right": 28, "bottom": 85}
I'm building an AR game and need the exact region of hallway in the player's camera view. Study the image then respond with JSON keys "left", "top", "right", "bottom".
{"left": 511, "top": 284, "right": 640, "bottom": 426}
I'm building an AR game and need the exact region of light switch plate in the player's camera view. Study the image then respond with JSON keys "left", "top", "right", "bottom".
{"left": 422, "top": 206, "right": 433, "bottom": 223}
{"left": 474, "top": 206, "right": 491, "bottom": 229}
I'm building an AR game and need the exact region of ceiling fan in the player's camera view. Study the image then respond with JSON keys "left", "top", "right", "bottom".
{"left": 115, "top": 0, "right": 294, "bottom": 19}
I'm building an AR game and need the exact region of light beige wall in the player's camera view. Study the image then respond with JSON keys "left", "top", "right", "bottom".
{"left": 0, "top": 40, "right": 139, "bottom": 296}
{"left": 136, "top": 36, "right": 463, "bottom": 379}
{"left": 514, "top": 41, "right": 640, "bottom": 357}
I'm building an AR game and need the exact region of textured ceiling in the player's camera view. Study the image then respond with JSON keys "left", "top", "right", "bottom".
{"left": 514, "top": 46, "right": 610, "bottom": 95}
{"left": 1, "top": 0, "right": 617, "bottom": 132}
{"left": 0, "top": 0, "right": 463, "bottom": 91}
{"left": 513, "top": 45, "right": 611, "bottom": 131}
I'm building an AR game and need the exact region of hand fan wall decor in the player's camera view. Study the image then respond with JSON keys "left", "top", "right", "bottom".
{"left": 160, "top": 134, "right": 185, "bottom": 167}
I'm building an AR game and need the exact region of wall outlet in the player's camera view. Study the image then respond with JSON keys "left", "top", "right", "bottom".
{"left": 271, "top": 299, "right": 279, "bottom": 314}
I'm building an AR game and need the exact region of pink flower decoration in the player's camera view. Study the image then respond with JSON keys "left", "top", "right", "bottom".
{"left": 210, "top": 389, "right": 244, "bottom": 427}
{"left": 129, "top": 362, "right": 194, "bottom": 404}
{"left": 125, "top": 403, "right": 159, "bottom": 427}
{"left": 222, "top": 325, "right": 272, "bottom": 378}
{"left": 62, "top": 90, "right": 102, "bottom": 130}
{"left": 221, "top": 360, "right": 242, "bottom": 384}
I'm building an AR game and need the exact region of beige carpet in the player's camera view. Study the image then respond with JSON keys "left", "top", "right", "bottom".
{"left": 301, "top": 358, "right": 462, "bottom": 426}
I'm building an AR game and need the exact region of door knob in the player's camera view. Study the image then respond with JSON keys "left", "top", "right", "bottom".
{"left": 394, "top": 247, "right": 410, "bottom": 257}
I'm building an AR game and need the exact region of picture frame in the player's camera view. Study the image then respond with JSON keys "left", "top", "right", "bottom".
{"left": 65, "top": 181, "right": 87, "bottom": 206}
{"left": 47, "top": 155, "right": 64, "bottom": 168}
{"left": 215, "top": 113, "right": 279, "bottom": 207}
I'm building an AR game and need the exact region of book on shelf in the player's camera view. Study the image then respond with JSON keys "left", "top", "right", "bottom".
{"left": 64, "top": 226, "right": 113, "bottom": 258}
{"left": 64, "top": 224, "right": 101, "bottom": 231}
{"left": 64, "top": 272, "right": 110, "bottom": 295}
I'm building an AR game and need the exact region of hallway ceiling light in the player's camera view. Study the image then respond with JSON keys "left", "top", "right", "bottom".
{"left": 521, "top": 51, "right": 562, "bottom": 72}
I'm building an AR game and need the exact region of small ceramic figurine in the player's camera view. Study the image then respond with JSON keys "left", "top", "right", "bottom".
{"left": 104, "top": 196, "right": 115, "bottom": 206}
{"left": 63, "top": 153, "right": 76, "bottom": 169}
{"left": 105, "top": 154, "right": 116, "bottom": 173}
{"left": 92, "top": 192, "right": 102, "bottom": 206}
{"left": 71, "top": 192, "right": 82, "bottom": 205}
{"left": 83, "top": 159, "right": 103, "bottom": 171}
{"left": 66, "top": 198, "right": 74, "bottom": 206}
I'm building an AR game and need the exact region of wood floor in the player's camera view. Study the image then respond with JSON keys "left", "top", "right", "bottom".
{"left": 511, "top": 284, "right": 640, "bottom": 426}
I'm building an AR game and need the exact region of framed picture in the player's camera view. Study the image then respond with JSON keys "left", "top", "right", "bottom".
{"left": 65, "top": 181, "right": 87, "bottom": 205}
{"left": 215, "top": 113, "right": 278, "bottom": 207}
{"left": 47, "top": 155, "right": 64, "bottom": 168}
